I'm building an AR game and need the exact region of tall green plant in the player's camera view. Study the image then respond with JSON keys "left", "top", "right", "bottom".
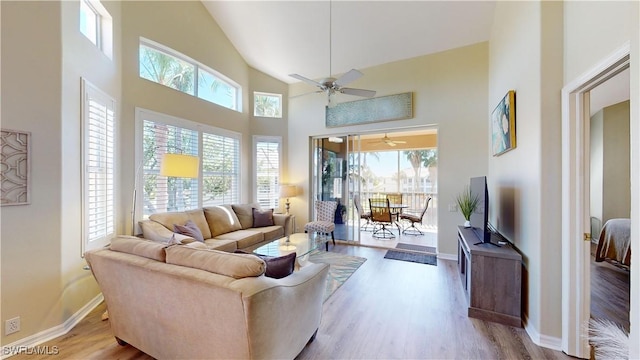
{"left": 456, "top": 185, "right": 479, "bottom": 221}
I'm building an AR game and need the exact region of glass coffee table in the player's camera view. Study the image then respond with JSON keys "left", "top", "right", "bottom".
{"left": 253, "top": 233, "right": 327, "bottom": 264}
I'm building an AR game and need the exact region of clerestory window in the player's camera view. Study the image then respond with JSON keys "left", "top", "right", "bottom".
{"left": 139, "top": 38, "right": 242, "bottom": 112}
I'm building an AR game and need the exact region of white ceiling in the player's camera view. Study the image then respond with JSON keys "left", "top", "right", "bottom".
{"left": 202, "top": 1, "right": 630, "bottom": 111}
{"left": 202, "top": 1, "right": 497, "bottom": 84}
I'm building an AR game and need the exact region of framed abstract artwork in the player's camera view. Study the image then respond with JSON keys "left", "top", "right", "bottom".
{"left": 491, "top": 90, "right": 516, "bottom": 156}
{"left": 1, "top": 129, "right": 31, "bottom": 205}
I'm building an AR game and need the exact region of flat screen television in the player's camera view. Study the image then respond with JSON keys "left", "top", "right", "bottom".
{"left": 469, "top": 176, "right": 491, "bottom": 244}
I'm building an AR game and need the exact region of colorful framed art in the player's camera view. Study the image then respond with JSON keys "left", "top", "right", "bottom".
{"left": 491, "top": 90, "right": 516, "bottom": 156}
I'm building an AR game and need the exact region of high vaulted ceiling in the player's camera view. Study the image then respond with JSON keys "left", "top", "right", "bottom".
{"left": 202, "top": 1, "right": 497, "bottom": 85}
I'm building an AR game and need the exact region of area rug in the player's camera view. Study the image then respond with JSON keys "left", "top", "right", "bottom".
{"left": 384, "top": 250, "right": 437, "bottom": 266}
{"left": 395, "top": 243, "right": 436, "bottom": 253}
{"left": 308, "top": 250, "right": 367, "bottom": 302}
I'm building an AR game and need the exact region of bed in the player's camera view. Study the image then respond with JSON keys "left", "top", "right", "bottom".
{"left": 595, "top": 218, "right": 631, "bottom": 267}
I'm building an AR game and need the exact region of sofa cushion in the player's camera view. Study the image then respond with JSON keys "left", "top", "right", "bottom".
{"left": 204, "top": 239, "right": 238, "bottom": 252}
{"left": 215, "top": 230, "right": 264, "bottom": 250}
{"left": 204, "top": 205, "right": 242, "bottom": 237}
{"left": 150, "top": 209, "right": 212, "bottom": 239}
{"left": 165, "top": 246, "right": 265, "bottom": 279}
{"left": 232, "top": 203, "right": 261, "bottom": 229}
{"left": 173, "top": 219, "right": 205, "bottom": 242}
{"left": 110, "top": 236, "right": 167, "bottom": 262}
{"left": 250, "top": 225, "right": 285, "bottom": 242}
{"left": 252, "top": 208, "right": 275, "bottom": 227}
{"left": 139, "top": 220, "right": 196, "bottom": 244}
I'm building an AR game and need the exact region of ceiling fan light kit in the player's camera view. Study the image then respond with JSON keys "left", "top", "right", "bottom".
{"left": 288, "top": 0, "right": 376, "bottom": 106}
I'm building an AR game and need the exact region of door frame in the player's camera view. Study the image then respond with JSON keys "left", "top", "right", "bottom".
{"left": 561, "top": 42, "right": 630, "bottom": 358}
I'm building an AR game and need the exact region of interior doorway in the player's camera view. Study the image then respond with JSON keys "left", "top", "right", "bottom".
{"left": 561, "top": 43, "right": 630, "bottom": 358}
{"left": 310, "top": 128, "right": 438, "bottom": 250}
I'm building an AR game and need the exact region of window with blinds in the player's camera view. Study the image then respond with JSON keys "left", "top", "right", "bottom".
{"left": 137, "top": 109, "right": 241, "bottom": 220}
{"left": 142, "top": 120, "right": 199, "bottom": 215}
{"left": 82, "top": 79, "right": 115, "bottom": 253}
{"left": 202, "top": 133, "right": 240, "bottom": 206}
{"left": 254, "top": 137, "right": 281, "bottom": 209}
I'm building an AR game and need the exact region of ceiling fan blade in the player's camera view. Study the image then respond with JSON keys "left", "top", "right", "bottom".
{"left": 340, "top": 88, "right": 376, "bottom": 97}
{"left": 387, "top": 142, "right": 397, "bottom": 147}
{"left": 392, "top": 140, "right": 407, "bottom": 144}
{"left": 289, "top": 73, "right": 323, "bottom": 88}
{"left": 289, "top": 90, "right": 323, "bottom": 99}
{"left": 334, "top": 69, "right": 363, "bottom": 87}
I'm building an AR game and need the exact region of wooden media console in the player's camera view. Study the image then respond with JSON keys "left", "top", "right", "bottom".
{"left": 457, "top": 226, "right": 522, "bottom": 327}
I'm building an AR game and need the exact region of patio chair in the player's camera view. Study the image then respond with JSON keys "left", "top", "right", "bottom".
{"left": 354, "top": 194, "right": 373, "bottom": 231}
{"left": 369, "top": 198, "right": 395, "bottom": 239}
{"left": 304, "top": 200, "right": 337, "bottom": 250}
{"left": 400, "top": 196, "right": 432, "bottom": 235}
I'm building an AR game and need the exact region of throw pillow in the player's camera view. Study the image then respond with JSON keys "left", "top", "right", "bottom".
{"left": 252, "top": 208, "right": 275, "bottom": 228}
{"left": 262, "top": 252, "right": 296, "bottom": 279}
{"left": 236, "top": 250, "right": 296, "bottom": 279}
{"left": 173, "top": 220, "right": 205, "bottom": 242}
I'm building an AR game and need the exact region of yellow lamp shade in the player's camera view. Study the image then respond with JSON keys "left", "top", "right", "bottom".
{"left": 160, "top": 153, "right": 199, "bottom": 178}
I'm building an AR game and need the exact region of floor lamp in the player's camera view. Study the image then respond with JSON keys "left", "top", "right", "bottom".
{"left": 131, "top": 153, "right": 199, "bottom": 235}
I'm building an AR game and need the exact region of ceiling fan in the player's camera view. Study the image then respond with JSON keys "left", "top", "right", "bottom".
{"left": 289, "top": 0, "right": 376, "bottom": 107}
{"left": 368, "top": 134, "right": 407, "bottom": 147}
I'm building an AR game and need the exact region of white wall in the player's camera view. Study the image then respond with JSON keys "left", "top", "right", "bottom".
{"left": 564, "top": 1, "right": 639, "bottom": 356}
{"left": 0, "top": 0, "right": 121, "bottom": 344}
{"left": 288, "top": 42, "right": 489, "bottom": 256}
{"left": 488, "top": 0, "right": 564, "bottom": 344}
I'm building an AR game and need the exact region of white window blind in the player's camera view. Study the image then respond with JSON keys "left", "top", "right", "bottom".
{"left": 254, "top": 138, "right": 281, "bottom": 208}
{"left": 82, "top": 79, "right": 115, "bottom": 253}
{"left": 142, "top": 120, "right": 199, "bottom": 215}
{"left": 202, "top": 133, "right": 240, "bottom": 206}
{"left": 136, "top": 109, "right": 241, "bottom": 221}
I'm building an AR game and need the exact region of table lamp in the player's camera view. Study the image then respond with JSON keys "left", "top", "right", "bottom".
{"left": 279, "top": 184, "right": 298, "bottom": 214}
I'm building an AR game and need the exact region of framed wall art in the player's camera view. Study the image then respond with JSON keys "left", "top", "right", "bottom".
{"left": 1, "top": 129, "right": 31, "bottom": 205}
{"left": 491, "top": 90, "right": 516, "bottom": 156}
{"left": 326, "top": 92, "right": 413, "bottom": 127}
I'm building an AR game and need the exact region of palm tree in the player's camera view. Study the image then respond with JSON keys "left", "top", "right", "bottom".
{"left": 404, "top": 149, "right": 437, "bottom": 192}
{"left": 140, "top": 46, "right": 194, "bottom": 94}
{"left": 255, "top": 95, "right": 281, "bottom": 117}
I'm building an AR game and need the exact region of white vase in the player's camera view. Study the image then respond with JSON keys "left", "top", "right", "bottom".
{"left": 464, "top": 220, "right": 471, "bottom": 228}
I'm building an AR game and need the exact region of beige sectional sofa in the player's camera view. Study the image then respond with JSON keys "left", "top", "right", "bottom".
{"left": 86, "top": 236, "right": 329, "bottom": 359}
{"left": 138, "top": 203, "right": 293, "bottom": 252}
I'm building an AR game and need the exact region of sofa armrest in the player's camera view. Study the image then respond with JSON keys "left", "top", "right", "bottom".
{"left": 229, "top": 263, "right": 329, "bottom": 359}
{"left": 138, "top": 219, "right": 196, "bottom": 244}
{"left": 272, "top": 213, "right": 292, "bottom": 236}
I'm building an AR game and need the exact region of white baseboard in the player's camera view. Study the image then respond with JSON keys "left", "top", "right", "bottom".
{"left": 522, "top": 313, "right": 563, "bottom": 351}
{"left": 1, "top": 294, "right": 103, "bottom": 359}
{"left": 438, "top": 252, "right": 457, "bottom": 261}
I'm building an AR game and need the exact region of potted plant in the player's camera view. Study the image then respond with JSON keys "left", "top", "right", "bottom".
{"left": 456, "top": 185, "right": 479, "bottom": 227}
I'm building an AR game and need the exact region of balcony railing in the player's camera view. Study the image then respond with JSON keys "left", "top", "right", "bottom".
{"left": 350, "top": 191, "right": 438, "bottom": 230}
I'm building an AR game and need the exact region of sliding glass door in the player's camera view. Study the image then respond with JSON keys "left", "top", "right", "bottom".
{"left": 310, "top": 135, "right": 361, "bottom": 243}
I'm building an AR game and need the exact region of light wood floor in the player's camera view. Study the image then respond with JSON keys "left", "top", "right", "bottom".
{"left": 13, "top": 245, "right": 572, "bottom": 360}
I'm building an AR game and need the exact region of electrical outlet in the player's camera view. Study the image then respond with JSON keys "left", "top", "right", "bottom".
{"left": 449, "top": 203, "right": 458, "bottom": 212}
{"left": 5, "top": 317, "right": 20, "bottom": 335}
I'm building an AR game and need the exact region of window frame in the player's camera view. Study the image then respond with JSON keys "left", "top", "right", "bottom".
{"left": 81, "top": 78, "right": 116, "bottom": 254}
{"left": 134, "top": 108, "right": 242, "bottom": 232}
{"left": 253, "top": 135, "right": 283, "bottom": 208}
{"left": 79, "top": 0, "right": 113, "bottom": 59}
{"left": 253, "top": 91, "right": 283, "bottom": 118}
{"left": 138, "top": 38, "right": 242, "bottom": 112}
